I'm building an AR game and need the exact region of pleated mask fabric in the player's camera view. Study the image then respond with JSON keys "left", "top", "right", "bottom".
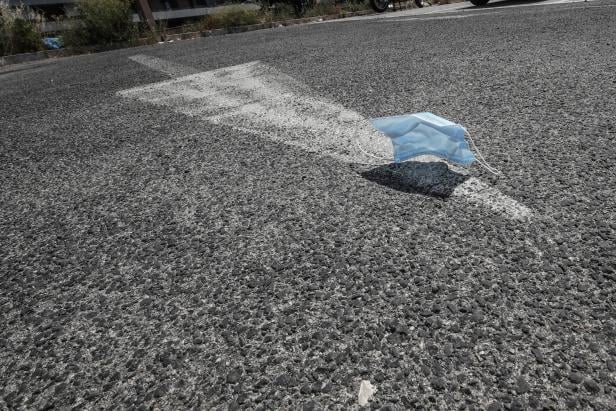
{"left": 371, "top": 112, "right": 476, "bottom": 165}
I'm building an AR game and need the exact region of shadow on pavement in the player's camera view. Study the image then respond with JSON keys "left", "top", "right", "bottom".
{"left": 360, "top": 161, "right": 468, "bottom": 198}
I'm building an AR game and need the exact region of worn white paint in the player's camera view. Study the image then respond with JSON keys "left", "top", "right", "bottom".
{"left": 122, "top": 57, "right": 532, "bottom": 220}
{"left": 382, "top": 14, "right": 477, "bottom": 23}
{"left": 453, "top": 177, "right": 532, "bottom": 219}
{"left": 122, "top": 60, "right": 393, "bottom": 164}
{"left": 129, "top": 54, "right": 198, "bottom": 77}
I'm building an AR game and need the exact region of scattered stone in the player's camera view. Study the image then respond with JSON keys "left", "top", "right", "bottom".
{"left": 531, "top": 347, "right": 545, "bottom": 364}
{"left": 300, "top": 383, "right": 312, "bottom": 394}
{"left": 510, "top": 399, "right": 524, "bottom": 411}
{"left": 568, "top": 372, "right": 583, "bottom": 384}
{"left": 583, "top": 378, "right": 600, "bottom": 394}
{"left": 358, "top": 380, "right": 376, "bottom": 407}
{"left": 226, "top": 368, "right": 242, "bottom": 384}
{"left": 303, "top": 400, "right": 321, "bottom": 411}
{"left": 275, "top": 374, "right": 290, "bottom": 386}
{"left": 443, "top": 343, "right": 454, "bottom": 356}
{"left": 516, "top": 376, "right": 530, "bottom": 394}
{"left": 310, "top": 383, "right": 322, "bottom": 393}
{"left": 486, "top": 401, "right": 502, "bottom": 411}
{"left": 153, "top": 384, "right": 168, "bottom": 397}
{"left": 471, "top": 310, "right": 484, "bottom": 322}
{"left": 431, "top": 377, "right": 446, "bottom": 391}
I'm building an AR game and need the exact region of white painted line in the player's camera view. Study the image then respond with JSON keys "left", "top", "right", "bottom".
{"left": 129, "top": 54, "right": 198, "bottom": 77}
{"left": 396, "top": 155, "right": 533, "bottom": 219}
{"left": 121, "top": 59, "right": 393, "bottom": 165}
{"left": 453, "top": 177, "right": 532, "bottom": 219}
{"left": 540, "top": 0, "right": 595, "bottom": 6}
{"left": 121, "top": 56, "right": 532, "bottom": 220}
{"left": 381, "top": 11, "right": 500, "bottom": 22}
{"left": 382, "top": 14, "right": 474, "bottom": 22}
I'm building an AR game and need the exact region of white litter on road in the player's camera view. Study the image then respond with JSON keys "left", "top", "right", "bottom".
{"left": 121, "top": 57, "right": 532, "bottom": 220}
{"left": 358, "top": 380, "right": 376, "bottom": 407}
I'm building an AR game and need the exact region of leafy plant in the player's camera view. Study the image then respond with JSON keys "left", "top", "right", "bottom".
{"left": 199, "top": 5, "right": 261, "bottom": 30}
{"left": 344, "top": 0, "right": 370, "bottom": 12}
{"left": 306, "top": 2, "right": 341, "bottom": 17}
{"left": 62, "top": 0, "right": 136, "bottom": 47}
{"left": 266, "top": 4, "right": 295, "bottom": 22}
{"left": 0, "top": 1, "right": 43, "bottom": 56}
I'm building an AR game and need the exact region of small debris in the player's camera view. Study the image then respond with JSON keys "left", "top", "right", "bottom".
{"left": 431, "top": 377, "right": 446, "bottom": 391}
{"left": 515, "top": 376, "right": 530, "bottom": 394}
{"left": 302, "top": 400, "right": 321, "bottom": 411}
{"left": 226, "top": 368, "right": 242, "bottom": 384}
{"left": 531, "top": 347, "right": 545, "bottom": 364}
{"left": 583, "top": 378, "right": 600, "bottom": 393}
{"left": 568, "top": 372, "right": 583, "bottom": 384}
{"left": 358, "top": 380, "right": 376, "bottom": 407}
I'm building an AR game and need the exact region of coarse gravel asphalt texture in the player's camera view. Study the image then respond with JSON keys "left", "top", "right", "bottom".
{"left": 1, "top": 0, "right": 616, "bottom": 409}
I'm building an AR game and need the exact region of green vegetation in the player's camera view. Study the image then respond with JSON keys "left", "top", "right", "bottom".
{"left": 304, "top": 2, "right": 338, "bottom": 17}
{"left": 0, "top": 1, "right": 43, "bottom": 56}
{"left": 265, "top": 3, "right": 294, "bottom": 21}
{"left": 199, "top": 5, "right": 261, "bottom": 31}
{"left": 1, "top": 0, "right": 372, "bottom": 58}
{"left": 62, "top": 0, "right": 136, "bottom": 47}
{"left": 344, "top": 0, "right": 370, "bottom": 12}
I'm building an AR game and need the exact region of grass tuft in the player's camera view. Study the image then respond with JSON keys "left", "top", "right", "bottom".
{"left": 0, "top": 1, "right": 43, "bottom": 56}
{"left": 62, "top": 0, "right": 137, "bottom": 47}
{"left": 198, "top": 5, "right": 262, "bottom": 31}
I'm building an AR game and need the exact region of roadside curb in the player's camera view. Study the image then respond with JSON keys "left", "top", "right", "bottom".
{"left": 0, "top": 40, "right": 155, "bottom": 68}
{"left": 0, "top": 9, "right": 376, "bottom": 68}
{"left": 1, "top": 49, "right": 62, "bottom": 67}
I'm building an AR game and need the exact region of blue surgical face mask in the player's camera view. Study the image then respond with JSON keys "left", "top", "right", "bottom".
{"left": 371, "top": 112, "right": 476, "bottom": 165}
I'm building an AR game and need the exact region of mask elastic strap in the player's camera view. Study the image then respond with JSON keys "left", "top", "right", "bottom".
{"left": 354, "top": 140, "right": 393, "bottom": 165}
{"left": 464, "top": 130, "right": 501, "bottom": 176}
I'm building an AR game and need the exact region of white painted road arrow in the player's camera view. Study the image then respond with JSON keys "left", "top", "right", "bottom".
{"left": 121, "top": 55, "right": 532, "bottom": 220}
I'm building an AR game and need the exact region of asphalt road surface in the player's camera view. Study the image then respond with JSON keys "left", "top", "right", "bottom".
{"left": 1, "top": 0, "right": 616, "bottom": 409}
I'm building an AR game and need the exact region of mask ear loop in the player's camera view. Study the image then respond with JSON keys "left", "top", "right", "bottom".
{"left": 356, "top": 129, "right": 501, "bottom": 176}
{"left": 354, "top": 140, "right": 394, "bottom": 165}
{"left": 354, "top": 140, "right": 414, "bottom": 182}
{"left": 464, "top": 130, "right": 501, "bottom": 176}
